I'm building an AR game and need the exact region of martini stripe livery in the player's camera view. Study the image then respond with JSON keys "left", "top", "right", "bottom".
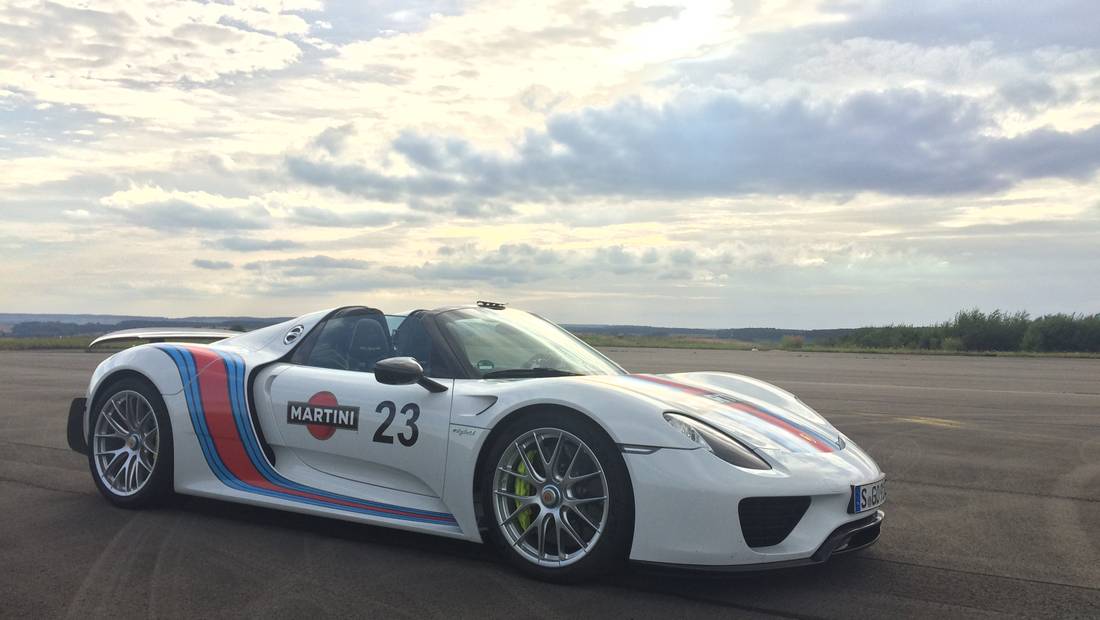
{"left": 629, "top": 374, "right": 839, "bottom": 453}
{"left": 156, "top": 344, "right": 459, "bottom": 526}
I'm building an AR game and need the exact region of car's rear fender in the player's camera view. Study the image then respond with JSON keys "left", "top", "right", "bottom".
{"left": 79, "top": 345, "right": 192, "bottom": 455}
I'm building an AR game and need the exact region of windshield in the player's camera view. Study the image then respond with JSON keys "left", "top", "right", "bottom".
{"left": 435, "top": 308, "right": 624, "bottom": 378}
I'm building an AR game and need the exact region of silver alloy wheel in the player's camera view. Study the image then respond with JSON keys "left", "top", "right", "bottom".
{"left": 93, "top": 390, "right": 159, "bottom": 497}
{"left": 492, "top": 427, "right": 610, "bottom": 567}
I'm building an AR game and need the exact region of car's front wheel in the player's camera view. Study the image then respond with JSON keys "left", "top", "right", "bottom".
{"left": 480, "top": 410, "right": 634, "bottom": 582}
{"left": 87, "top": 377, "right": 173, "bottom": 508}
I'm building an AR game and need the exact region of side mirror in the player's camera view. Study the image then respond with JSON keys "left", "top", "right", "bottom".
{"left": 374, "top": 357, "right": 448, "bottom": 393}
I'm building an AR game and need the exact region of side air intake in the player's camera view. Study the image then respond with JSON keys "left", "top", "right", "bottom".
{"left": 738, "top": 496, "right": 812, "bottom": 548}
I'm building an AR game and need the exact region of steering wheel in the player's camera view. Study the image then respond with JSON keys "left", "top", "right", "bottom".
{"left": 310, "top": 343, "right": 350, "bottom": 370}
{"left": 523, "top": 352, "right": 561, "bottom": 369}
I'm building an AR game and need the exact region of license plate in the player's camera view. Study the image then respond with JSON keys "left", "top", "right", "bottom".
{"left": 850, "top": 477, "right": 886, "bottom": 513}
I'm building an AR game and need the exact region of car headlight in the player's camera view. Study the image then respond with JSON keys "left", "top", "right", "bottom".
{"left": 663, "top": 413, "right": 771, "bottom": 470}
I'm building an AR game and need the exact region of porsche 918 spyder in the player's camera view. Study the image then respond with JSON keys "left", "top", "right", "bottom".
{"left": 66, "top": 301, "right": 885, "bottom": 581}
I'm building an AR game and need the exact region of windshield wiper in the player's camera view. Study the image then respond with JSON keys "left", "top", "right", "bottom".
{"left": 481, "top": 367, "right": 582, "bottom": 379}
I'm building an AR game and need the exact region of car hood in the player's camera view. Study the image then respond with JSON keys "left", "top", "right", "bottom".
{"left": 593, "top": 371, "right": 845, "bottom": 454}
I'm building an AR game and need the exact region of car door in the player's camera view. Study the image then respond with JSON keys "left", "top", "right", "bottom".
{"left": 261, "top": 309, "right": 453, "bottom": 498}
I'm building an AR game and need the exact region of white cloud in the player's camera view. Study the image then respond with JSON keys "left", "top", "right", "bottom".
{"left": 1, "top": 0, "right": 1099, "bottom": 325}
{"left": 0, "top": 1, "right": 304, "bottom": 87}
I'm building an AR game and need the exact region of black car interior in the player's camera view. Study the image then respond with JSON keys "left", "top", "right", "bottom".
{"left": 291, "top": 307, "right": 449, "bottom": 376}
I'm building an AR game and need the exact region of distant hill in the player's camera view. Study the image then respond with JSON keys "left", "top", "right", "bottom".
{"left": 0, "top": 312, "right": 849, "bottom": 343}
{"left": 0, "top": 313, "right": 290, "bottom": 326}
{"left": 715, "top": 327, "right": 856, "bottom": 343}
{"left": 0, "top": 313, "right": 153, "bottom": 325}
{"left": 0, "top": 314, "right": 290, "bottom": 338}
{"left": 562, "top": 324, "right": 855, "bottom": 344}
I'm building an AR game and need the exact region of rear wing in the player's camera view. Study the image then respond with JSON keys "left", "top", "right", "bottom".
{"left": 88, "top": 328, "right": 242, "bottom": 349}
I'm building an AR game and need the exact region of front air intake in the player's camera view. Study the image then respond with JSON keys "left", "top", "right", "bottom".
{"left": 738, "top": 496, "right": 812, "bottom": 548}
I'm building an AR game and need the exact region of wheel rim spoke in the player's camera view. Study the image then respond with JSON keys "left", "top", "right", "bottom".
{"left": 104, "top": 402, "right": 130, "bottom": 435}
{"left": 559, "top": 513, "right": 587, "bottom": 550}
{"left": 137, "top": 407, "right": 153, "bottom": 430}
{"left": 129, "top": 394, "right": 141, "bottom": 429}
{"left": 566, "top": 469, "right": 602, "bottom": 485}
{"left": 494, "top": 489, "right": 534, "bottom": 502}
{"left": 500, "top": 502, "right": 535, "bottom": 528}
{"left": 533, "top": 431, "right": 551, "bottom": 468}
{"left": 127, "top": 455, "right": 140, "bottom": 491}
{"left": 110, "top": 455, "right": 128, "bottom": 487}
{"left": 563, "top": 444, "right": 581, "bottom": 480}
{"left": 104, "top": 450, "right": 126, "bottom": 470}
{"left": 511, "top": 515, "right": 540, "bottom": 548}
{"left": 492, "top": 427, "right": 609, "bottom": 567}
{"left": 496, "top": 465, "right": 535, "bottom": 485}
{"left": 137, "top": 452, "right": 155, "bottom": 472}
{"left": 537, "top": 513, "right": 550, "bottom": 559}
{"left": 565, "top": 505, "right": 600, "bottom": 534}
{"left": 545, "top": 431, "right": 564, "bottom": 478}
{"left": 515, "top": 441, "right": 543, "bottom": 483}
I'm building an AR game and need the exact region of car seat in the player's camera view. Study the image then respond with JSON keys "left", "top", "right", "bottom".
{"left": 347, "top": 318, "right": 392, "bottom": 371}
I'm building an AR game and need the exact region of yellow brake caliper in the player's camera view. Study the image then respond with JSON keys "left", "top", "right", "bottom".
{"left": 514, "top": 450, "right": 536, "bottom": 530}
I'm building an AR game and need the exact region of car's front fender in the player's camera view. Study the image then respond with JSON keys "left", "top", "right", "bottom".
{"left": 450, "top": 376, "right": 698, "bottom": 449}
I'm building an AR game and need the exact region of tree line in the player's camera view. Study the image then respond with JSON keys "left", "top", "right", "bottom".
{"left": 820, "top": 310, "right": 1100, "bottom": 353}
{"left": 6, "top": 318, "right": 283, "bottom": 338}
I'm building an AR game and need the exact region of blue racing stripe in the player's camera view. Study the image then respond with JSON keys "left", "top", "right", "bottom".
{"left": 157, "top": 346, "right": 245, "bottom": 492}
{"left": 216, "top": 350, "right": 456, "bottom": 521}
{"left": 154, "top": 345, "right": 458, "bottom": 526}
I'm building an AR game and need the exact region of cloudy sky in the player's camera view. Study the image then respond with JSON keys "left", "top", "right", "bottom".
{"left": 2, "top": 0, "right": 1098, "bottom": 328}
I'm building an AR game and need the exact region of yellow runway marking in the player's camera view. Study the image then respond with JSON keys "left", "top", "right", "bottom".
{"left": 837, "top": 411, "right": 964, "bottom": 428}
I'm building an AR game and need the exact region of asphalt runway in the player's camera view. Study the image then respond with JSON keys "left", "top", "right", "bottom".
{"left": 2, "top": 348, "right": 1098, "bottom": 618}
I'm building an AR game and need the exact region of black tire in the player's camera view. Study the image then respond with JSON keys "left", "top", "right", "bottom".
{"left": 87, "top": 377, "right": 174, "bottom": 508}
{"left": 479, "top": 409, "right": 634, "bottom": 582}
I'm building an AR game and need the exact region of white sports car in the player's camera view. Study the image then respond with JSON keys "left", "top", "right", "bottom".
{"left": 67, "top": 302, "right": 885, "bottom": 581}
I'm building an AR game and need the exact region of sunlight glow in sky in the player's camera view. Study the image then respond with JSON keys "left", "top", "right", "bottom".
{"left": 1, "top": 0, "right": 1099, "bottom": 327}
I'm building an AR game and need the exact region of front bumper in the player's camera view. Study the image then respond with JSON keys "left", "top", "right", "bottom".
{"left": 634, "top": 510, "right": 883, "bottom": 573}
{"left": 66, "top": 397, "right": 87, "bottom": 455}
{"left": 623, "top": 442, "right": 885, "bottom": 566}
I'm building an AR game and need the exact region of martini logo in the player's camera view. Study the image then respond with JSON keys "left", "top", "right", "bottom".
{"left": 287, "top": 392, "right": 359, "bottom": 440}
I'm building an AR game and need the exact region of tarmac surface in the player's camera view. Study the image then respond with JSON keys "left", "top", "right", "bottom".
{"left": 1, "top": 348, "right": 1098, "bottom": 618}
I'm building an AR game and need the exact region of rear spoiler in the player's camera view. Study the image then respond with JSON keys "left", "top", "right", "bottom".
{"left": 88, "top": 328, "right": 242, "bottom": 349}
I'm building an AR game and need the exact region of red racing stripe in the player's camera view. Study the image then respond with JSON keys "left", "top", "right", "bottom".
{"left": 186, "top": 347, "right": 455, "bottom": 521}
{"left": 725, "top": 402, "right": 834, "bottom": 453}
{"left": 633, "top": 373, "right": 710, "bottom": 396}
{"left": 633, "top": 374, "right": 834, "bottom": 453}
{"left": 191, "top": 347, "right": 274, "bottom": 487}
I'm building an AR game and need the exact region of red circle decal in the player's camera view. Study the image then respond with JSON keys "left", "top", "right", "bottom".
{"left": 306, "top": 391, "right": 338, "bottom": 440}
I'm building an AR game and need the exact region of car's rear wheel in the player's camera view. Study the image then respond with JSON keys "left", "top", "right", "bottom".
{"left": 481, "top": 410, "right": 633, "bottom": 582}
{"left": 88, "top": 378, "right": 173, "bottom": 508}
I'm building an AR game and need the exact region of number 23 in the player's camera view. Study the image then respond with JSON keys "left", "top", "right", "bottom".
{"left": 373, "top": 401, "right": 419, "bottom": 447}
